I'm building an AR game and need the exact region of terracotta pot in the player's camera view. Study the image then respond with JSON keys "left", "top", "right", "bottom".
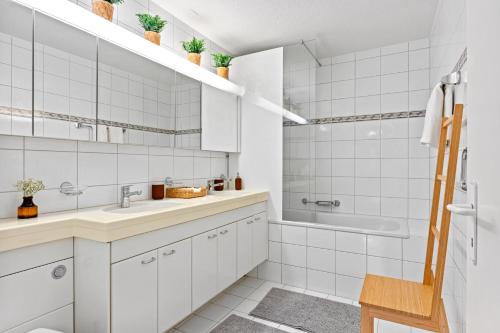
{"left": 216, "top": 67, "right": 229, "bottom": 79}
{"left": 17, "top": 196, "right": 38, "bottom": 219}
{"left": 92, "top": 0, "right": 114, "bottom": 21}
{"left": 144, "top": 31, "right": 161, "bottom": 45}
{"left": 187, "top": 53, "right": 201, "bottom": 66}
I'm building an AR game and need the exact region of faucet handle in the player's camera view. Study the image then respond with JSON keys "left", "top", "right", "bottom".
{"left": 121, "top": 185, "right": 131, "bottom": 193}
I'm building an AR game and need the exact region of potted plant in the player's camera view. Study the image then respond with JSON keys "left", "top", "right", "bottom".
{"left": 136, "top": 13, "right": 167, "bottom": 45}
{"left": 182, "top": 37, "right": 205, "bottom": 65}
{"left": 92, "top": 0, "right": 123, "bottom": 21}
{"left": 212, "top": 53, "right": 233, "bottom": 79}
{"left": 16, "top": 179, "right": 45, "bottom": 219}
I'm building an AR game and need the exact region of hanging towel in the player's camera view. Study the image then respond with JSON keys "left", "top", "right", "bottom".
{"left": 97, "top": 125, "right": 109, "bottom": 143}
{"left": 420, "top": 83, "right": 444, "bottom": 147}
{"left": 108, "top": 126, "right": 124, "bottom": 144}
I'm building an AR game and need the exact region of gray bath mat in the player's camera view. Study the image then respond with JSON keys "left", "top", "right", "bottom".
{"left": 210, "top": 314, "right": 287, "bottom": 333}
{"left": 250, "top": 288, "right": 360, "bottom": 333}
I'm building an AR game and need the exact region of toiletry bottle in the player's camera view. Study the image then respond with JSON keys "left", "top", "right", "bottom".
{"left": 235, "top": 172, "right": 242, "bottom": 190}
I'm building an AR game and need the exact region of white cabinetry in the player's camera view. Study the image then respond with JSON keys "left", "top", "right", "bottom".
{"left": 158, "top": 239, "right": 192, "bottom": 332}
{"left": 111, "top": 250, "right": 158, "bottom": 333}
{"left": 192, "top": 230, "right": 219, "bottom": 310}
{"left": 217, "top": 223, "right": 237, "bottom": 292}
{"left": 237, "top": 212, "right": 268, "bottom": 278}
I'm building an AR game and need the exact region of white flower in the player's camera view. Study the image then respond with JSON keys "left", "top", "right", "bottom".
{"left": 15, "top": 179, "right": 45, "bottom": 197}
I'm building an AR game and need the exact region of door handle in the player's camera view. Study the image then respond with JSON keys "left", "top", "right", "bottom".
{"left": 162, "top": 249, "right": 176, "bottom": 256}
{"left": 141, "top": 257, "right": 156, "bottom": 265}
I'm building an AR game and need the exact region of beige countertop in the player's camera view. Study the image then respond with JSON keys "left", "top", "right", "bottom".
{"left": 0, "top": 190, "right": 268, "bottom": 253}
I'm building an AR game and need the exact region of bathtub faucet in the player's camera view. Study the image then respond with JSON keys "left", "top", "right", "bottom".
{"left": 301, "top": 198, "right": 341, "bottom": 207}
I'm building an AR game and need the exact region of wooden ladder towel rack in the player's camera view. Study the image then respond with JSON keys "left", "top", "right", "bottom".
{"left": 359, "top": 104, "right": 464, "bottom": 333}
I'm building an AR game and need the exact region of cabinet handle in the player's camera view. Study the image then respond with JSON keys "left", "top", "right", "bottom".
{"left": 51, "top": 265, "right": 67, "bottom": 279}
{"left": 208, "top": 234, "right": 218, "bottom": 239}
{"left": 254, "top": 217, "right": 262, "bottom": 221}
{"left": 246, "top": 220, "right": 254, "bottom": 225}
{"left": 163, "top": 249, "right": 176, "bottom": 256}
{"left": 220, "top": 230, "right": 228, "bottom": 235}
{"left": 141, "top": 257, "right": 156, "bottom": 265}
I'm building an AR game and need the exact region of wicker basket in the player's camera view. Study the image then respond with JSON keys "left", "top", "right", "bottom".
{"left": 165, "top": 186, "right": 208, "bottom": 199}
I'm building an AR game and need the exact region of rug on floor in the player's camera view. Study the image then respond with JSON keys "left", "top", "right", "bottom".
{"left": 210, "top": 314, "right": 287, "bottom": 333}
{"left": 249, "top": 288, "right": 360, "bottom": 333}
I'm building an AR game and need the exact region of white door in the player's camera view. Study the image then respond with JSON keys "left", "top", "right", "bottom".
{"left": 237, "top": 217, "right": 253, "bottom": 278}
{"left": 111, "top": 250, "right": 157, "bottom": 333}
{"left": 192, "top": 230, "right": 218, "bottom": 310}
{"left": 217, "top": 223, "right": 237, "bottom": 292}
{"left": 251, "top": 213, "right": 268, "bottom": 267}
{"left": 157, "top": 239, "right": 192, "bottom": 332}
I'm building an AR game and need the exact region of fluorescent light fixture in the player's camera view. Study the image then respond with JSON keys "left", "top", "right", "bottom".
{"left": 14, "top": 0, "right": 246, "bottom": 96}
{"left": 243, "top": 91, "right": 308, "bottom": 125}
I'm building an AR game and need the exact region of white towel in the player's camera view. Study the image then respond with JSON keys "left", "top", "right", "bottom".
{"left": 97, "top": 125, "right": 109, "bottom": 143}
{"left": 108, "top": 126, "right": 124, "bottom": 144}
{"left": 421, "top": 83, "right": 444, "bottom": 147}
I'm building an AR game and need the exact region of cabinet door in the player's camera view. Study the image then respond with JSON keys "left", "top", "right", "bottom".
{"left": 252, "top": 213, "right": 269, "bottom": 266}
{"left": 237, "top": 218, "right": 253, "bottom": 278}
{"left": 217, "top": 223, "right": 237, "bottom": 292}
{"left": 192, "top": 230, "right": 218, "bottom": 310}
{"left": 111, "top": 250, "right": 157, "bottom": 333}
{"left": 158, "top": 239, "right": 192, "bottom": 332}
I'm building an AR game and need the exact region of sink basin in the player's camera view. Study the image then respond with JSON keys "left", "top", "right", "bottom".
{"left": 102, "top": 200, "right": 181, "bottom": 214}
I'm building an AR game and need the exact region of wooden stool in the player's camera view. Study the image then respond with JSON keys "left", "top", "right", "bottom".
{"left": 359, "top": 104, "right": 464, "bottom": 333}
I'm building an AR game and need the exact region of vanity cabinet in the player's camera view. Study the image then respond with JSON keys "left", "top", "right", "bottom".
{"left": 192, "top": 222, "right": 238, "bottom": 310}
{"left": 237, "top": 212, "right": 268, "bottom": 278}
{"left": 111, "top": 250, "right": 158, "bottom": 333}
{"left": 158, "top": 239, "right": 192, "bottom": 332}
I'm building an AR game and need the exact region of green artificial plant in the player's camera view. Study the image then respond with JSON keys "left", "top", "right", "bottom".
{"left": 212, "top": 53, "right": 233, "bottom": 68}
{"left": 182, "top": 37, "right": 206, "bottom": 54}
{"left": 136, "top": 13, "right": 167, "bottom": 33}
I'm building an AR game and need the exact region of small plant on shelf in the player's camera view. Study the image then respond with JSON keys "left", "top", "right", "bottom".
{"left": 182, "top": 37, "right": 206, "bottom": 65}
{"left": 92, "top": 0, "right": 124, "bottom": 22}
{"left": 212, "top": 53, "right": 233, "bottom": 79}
{"left": 15, "top": 179, "right": 45, "bottom": 219}
{"left": 136, "top": 13, "right": 167, "bottom": 45}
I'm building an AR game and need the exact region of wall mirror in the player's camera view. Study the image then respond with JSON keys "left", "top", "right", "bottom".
{"left": 0, "top": 1, "right": 33, "bottom": 137}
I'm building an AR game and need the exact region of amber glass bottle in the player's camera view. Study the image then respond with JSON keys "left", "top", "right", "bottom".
{"left": 235, "top": 172, "right": 242, "bottom": 191}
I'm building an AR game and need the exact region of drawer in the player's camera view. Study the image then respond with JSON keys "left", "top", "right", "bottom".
{"left": 4, "top": 304, "right": 74, "bottom": 333}
{"left": 0, "top": 238, "right": 73, "bottom": 277}
{"left": 0, "top": 258, "right": 73, "bottom": 332}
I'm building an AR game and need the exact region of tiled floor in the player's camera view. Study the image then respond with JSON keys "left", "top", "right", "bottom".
{"left": 169, "top": 276, "right": 432, "bottom": 333}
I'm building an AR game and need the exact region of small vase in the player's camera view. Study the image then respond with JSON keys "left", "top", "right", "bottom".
{"left": 17, "top": 196, "right": 38, "bottom": 219}
{"left": 187, "top": 53, "right": 201, "bottom": 65}
{"left": 92, "top": 0, "right": 114, "bottom": 22}
{"left": 216, "top": 67, "right": 229, "bottom": 79}
{"left": 144, "top": 31, "right": 161, "bottom": 45}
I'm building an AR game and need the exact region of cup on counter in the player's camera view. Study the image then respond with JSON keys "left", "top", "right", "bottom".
{"left": 152, "top": 184, "right": 165, "bottom": 200}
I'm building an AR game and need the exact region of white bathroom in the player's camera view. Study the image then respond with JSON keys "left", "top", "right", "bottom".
{"left": 0, "top": 0, "right": 498, "bottom": 332}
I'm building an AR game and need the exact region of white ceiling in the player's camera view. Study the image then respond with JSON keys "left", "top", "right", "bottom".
{"left": 154, "top": 0, "right": 438, "bottom": 58}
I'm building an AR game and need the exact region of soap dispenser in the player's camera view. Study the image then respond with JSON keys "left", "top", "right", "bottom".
{"left": 235, "top": 172, "right": 242, "bottom": 191}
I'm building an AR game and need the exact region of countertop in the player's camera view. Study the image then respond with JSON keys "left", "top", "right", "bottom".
{"left": 0, "top": 190, "right": 268, "bottom": 253}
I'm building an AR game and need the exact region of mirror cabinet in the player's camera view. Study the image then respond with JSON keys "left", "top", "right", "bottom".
{"left": 0, "top": 0, "right": 239, "bottom": 152}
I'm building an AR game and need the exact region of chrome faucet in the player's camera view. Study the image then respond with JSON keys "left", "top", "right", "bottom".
{"left": 120, "top": 185, "right": 142, "bottom": 208}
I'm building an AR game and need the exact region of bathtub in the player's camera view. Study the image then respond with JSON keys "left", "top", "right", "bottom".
{"left": 281, "top": 209, "right": 409, "bottom": 238}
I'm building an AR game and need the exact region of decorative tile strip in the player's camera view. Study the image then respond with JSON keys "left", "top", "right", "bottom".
{"left": 284, "top": 110, "right": 426, "bottom": 127}
{"left": 1, "top": 106, "right": 193, "bottom": 135}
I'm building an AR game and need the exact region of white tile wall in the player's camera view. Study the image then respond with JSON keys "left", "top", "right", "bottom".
{"left": 0, "top": 134, "right": 227, "bottom": 218}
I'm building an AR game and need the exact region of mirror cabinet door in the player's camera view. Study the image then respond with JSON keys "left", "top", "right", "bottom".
{"left": 97, "top": 40, "right": 175, "bottom": 146}
{"left": 174, "top": 73, "right": 201, "bottom": 150}
{"left": 33, "top": 11, "right": 97, "bottom": 141}
{"left": 0, "top": 1, "right": 33, "bottom": 136}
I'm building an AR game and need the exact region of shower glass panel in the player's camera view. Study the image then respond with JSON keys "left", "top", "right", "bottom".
{"left": 97, "top": 39, "right": 176, "bottom": 146}
{"left": 0, "top": 1, "right": 33, "bottom": 136}
{"left": 34, "top": 11, "right": 97, "bottom": 141}
{"left": 283, "top": 42, "right": 334, "bottom": 215}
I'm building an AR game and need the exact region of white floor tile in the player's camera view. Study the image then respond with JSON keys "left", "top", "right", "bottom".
{"left": 327, "top": 294, "right": 355, "bottom": 305}
{"left": 211, "top": 293, "right": 245, "bottom": 309}
{"left": 238, "top": 276, "right": 265, "bottom": 289}
{"left": 195, "top": 303, "right": 231, "bottom": 322}
{"left": 226, "top": 283, "right": 255, "bottom": 298}
{"left": 234, "top": 299, "right": 259, "bottom": 314}
{"left": 303, "top": 289, "right": 329, "bottom": 299}
{"left": 177, "top": 315, "right": 215, "bottom": 333}
{"left": 282, "top": 285, "right": 305, "bottom": 293}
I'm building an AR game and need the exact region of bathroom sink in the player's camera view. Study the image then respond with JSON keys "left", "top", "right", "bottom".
{"left": 102, "top": 200, "right": 182, "bottom": 214}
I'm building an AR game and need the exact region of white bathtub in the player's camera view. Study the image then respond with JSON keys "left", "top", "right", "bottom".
{"left": 281, "top": 209, "right": 409, "bottom": 238}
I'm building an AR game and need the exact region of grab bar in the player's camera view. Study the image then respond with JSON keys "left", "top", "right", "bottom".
{"left": 301, "top": 198, "right": 340, "bottom": 207}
